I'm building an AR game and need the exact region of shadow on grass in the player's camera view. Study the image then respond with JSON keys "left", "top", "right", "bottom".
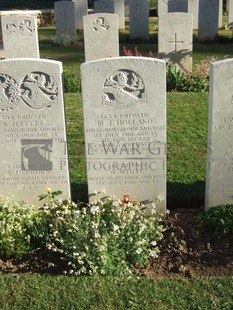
{"left": 120, "top": 32, "right": 158, "bottom": 44}
{"left": 71, "top": 181, "right": 205, "bottom": 209}
{"left": 167, "top": 181, "right": 205, "bottom": 209}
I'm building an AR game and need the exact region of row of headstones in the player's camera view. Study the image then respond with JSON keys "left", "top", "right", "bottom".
{"left": 0, "top": 54, "right": 232, "bottom": 212}
{"left": 158, "top": 0, "right": 233, "bottom": 40}
{"left": 54, "top": 1, "right": 227, "bottom": 74}
{"left": 0, "top": 2, "right": 227, "bottom": 73}
{"left": 54, "top": 0, "right": 148, "bottom": 39}
{"left": 84, "top": 12, "right": 193, "bottom": 74}
{"left": 55, "top": 0, "right": 228, "bottom": 43}
{"left": 55, "top": 0, "right": 129, "bottom": 31}
{"left": 0, "top": 7, "right": 232, "bottom": 211}
{"left": 158, "top": 0, "right": 223, "bottom": 32}
{"left": 0, "top": 0, "right": 229, "bottom": 49}
{"left": 0, "top": 10, "right": 191, "bottom": 74}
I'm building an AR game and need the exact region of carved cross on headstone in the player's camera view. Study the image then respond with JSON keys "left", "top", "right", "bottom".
{"left": 168, "top": 33, "right": 183, "bottom": 52}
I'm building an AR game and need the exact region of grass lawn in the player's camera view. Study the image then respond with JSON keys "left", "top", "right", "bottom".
{"left": 0, "top": 17, "right": 233, "bottom": 309}
{"left": 0, "top": 275, "right": 232, "bottom": 310}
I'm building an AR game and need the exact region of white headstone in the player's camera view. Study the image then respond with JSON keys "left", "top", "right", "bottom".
{"left": 226, "top": 0, "right": 229, "bottom": 13}
{"left": 188, "top": 0, "right": 199, "bottom": 29}
{"left": 94, "top": 0, "right": 115, "bottom": 14}
{"left": 158, "top": 13, "right": 193, "bottom": 73}
{"left": 73, "top": 0, "right": 88, "bottom": 29}
{"left": 229, "top": 0, "right": 233, "bottom": 28}
{"left": 1, "top": 15, "right": 39, "bottom": 59}
{"left": 83, "top": 13, "right": 119, "bottom": 61}
{"left": 157, "top": 0, "right": 168, "bottom": 16}
{"left": 129, "top": 0, "right": 150, "bottom": 40}
{"left": 55, "top": 1, "right": 76, "bottom": 38}
{"left": 0, "top": 59, "right": 70, "bottom": 205}
{"left": 94, "top": 0, "right": 125, "bottom": 29}
{"left": 205, "top": 58, "right": 233, "bottom": 209}
{"left": 81, "top": 57, "right": 166, "bottom": 213}
{"left": 198, "top": 0, "right": 219, "bottom": 42}
{"left": 219, "top": 0, "right": 223, "bottom": 28}
{"left": 168, "top": 0, "right": 188, "bottom": 12}
{"left": 114, "top": 0, "right": 125, "bottom": 29}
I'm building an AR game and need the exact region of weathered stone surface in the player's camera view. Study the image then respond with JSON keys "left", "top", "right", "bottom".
{"left": 1, "top": 15, "right": 39, "bottom": 59}
{"left": 219, "top": 0, "right": 223, "bottom": 28}
{"left": 198, "top": 0, "right": 219, "bottom": 41}
{"left": 157, "top": 0, "right": 168, "bottom": 16}
{"left": 54, "top": 1, "right": 76, "bottom": 38}
{"left": 158, "top": 13, "right": 193, "bottom": 73}
{"left": 205, "top": 58, "right": 233, "bottom": 209}
{"left": 188, "top": 0, "right": 199, "bottom": 29}
{"left": 73, "top": 0, "right": 88, "bottom": 29}
{"left": 0, "top": 9, "right": 40, "bottom": 44}
{"left": 0, "top": 59, "right": 70, "bottom": 205}
{"left": 129, "top": 0, "right": 149, "bottom": 39}
{"left": 94, "top": 0, "right": 125, "bottom": 29}
{"left": 83, "top": 13, "right": 119, "bottom": 61}
{"left": 228, "top": 0, "right": 233, "bottom": 28}
{"left": 81, "top": 57, "right": 166, "bottom": 213}
{"left": 114, "top": 0, "right": 125, "bottom": 29}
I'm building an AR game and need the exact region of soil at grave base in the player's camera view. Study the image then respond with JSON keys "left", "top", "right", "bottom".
{"left": 0, "top": 208, "right": 232, "bottom": 278}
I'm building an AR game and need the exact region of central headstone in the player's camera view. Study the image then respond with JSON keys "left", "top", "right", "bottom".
{"left": 0, "top": 59, "right": 70, "bottom": 205}
{"left": 129, "top": 0, "right": 150, "bottom": 40}
{"left": 1, "top": 15, "right": 39, "bottom": 59}
{"left": 158, "top": 13, "right": 193, "bottom": 73}
{"left": 81, "top": 57, "right": 166, "bottom": 213}
{"left": 83, "top": 13, "right": 119, "bottom": 61}
{"left": 205, "top": 58, "right": 233, "bottom": 209}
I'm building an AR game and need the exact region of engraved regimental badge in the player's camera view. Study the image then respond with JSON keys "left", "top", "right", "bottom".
{"left": 102, "top": 70, "right": 147, "bottom": 109}
{"left": 92, "top": 17, "right": 110, "bottom": 31}
{"left": 21, "top": 72, "right": 58, "bottom": 109}
{"left": 0, "top": 72, "right": 58, "bottom": 111}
